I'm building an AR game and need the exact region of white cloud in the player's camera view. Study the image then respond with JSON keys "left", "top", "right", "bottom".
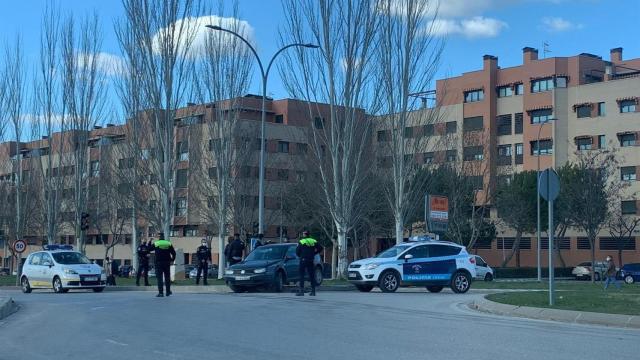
{"left": 428, "top": 16, "right": 508, "bottom": 38}
{"left": 76, "top": 52, "right": 126, "bottom": 77}
{"left": 541, "top": 17, "right": 584, "bottom": 32}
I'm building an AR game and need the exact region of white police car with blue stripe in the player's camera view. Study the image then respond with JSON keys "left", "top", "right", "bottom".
{"left": 347, "top": 236, "right": 476, "bottom": 293}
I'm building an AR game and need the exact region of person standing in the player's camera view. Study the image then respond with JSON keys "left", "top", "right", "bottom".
{"left": 136, "top": 240, "right": 151, "bottom": 286}
{"left": 228, "top": 234, "right": 245, "bottom": 266}
{"left": 295, "top": 231, "right": 323, "bottom": 296}
{"left": 195, "top": 238, "right": 211, "bottom": 285}
{"left": 224, "top": 237, "right": 233, "bottom": 267}
{"left": 603, "top": 255, "right": 621, "bottom": 290}
{"left": 153, "top": 233, "right": 176, "bottom": 297}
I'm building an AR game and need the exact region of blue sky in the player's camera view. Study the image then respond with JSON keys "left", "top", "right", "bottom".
{"left": 1, "top": 0, "right": 638, "bottom": 102}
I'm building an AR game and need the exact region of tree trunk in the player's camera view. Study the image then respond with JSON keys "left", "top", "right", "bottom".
{"left": 337, "top": 227, "right": 348, "bottom": 279}
{"left": 331, "top": 241, "right": 338, "bottom": 280}
{"left": 501, "top": 231, "right": 522, "bottom": 267}
{"left": 590, "top": 235, "right": 596, "bottom": 284}
{"left": 618, "top": 249, "right": 622, "bottom": 272}
{"left": 395, "top": 219, "right": 403, "bottom": 245}
{"left": 131, "top": 207, "right": 138, "bottom": 272}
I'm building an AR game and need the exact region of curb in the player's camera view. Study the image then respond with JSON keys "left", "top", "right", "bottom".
{"left": 0, "top": 297, "right": 18, "bottom": 320}
{"left": 105, "top": 284, "right": 355, "bottom": 293}
{"left": 469, "top": 295, "right": 640, "bottom": 329}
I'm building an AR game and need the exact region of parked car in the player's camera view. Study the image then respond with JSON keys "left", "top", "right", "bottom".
{"left": 347, "top": 237, "right": 476, "bottom": 293}
{"left": 119, "top": 265, "right": 133, "bottom": 278}
{"left": 148, "top": 267, "right": 155, "bottom": 277}
{"left": 619, "top": 263, "right": 640, "bottom": 284}
{"left": 224, "top": 243, "right": 324, "bottom": 293}
{"left": 184, "top": 265, "right": 196, "bottom": 278}
{"left": 572, "top": 261, "right": 607, "bottom": 281}
{"left": 20, "top": 245, "right": 106, "bottom": 293}
{"left": 189, "top": 265, "right": 218, "bottom": 279}
{"left": 0, "top": 268, "right": 10, "bottom": 276}
{"left": 473, "top": 255, "right": 494, "bottom": 281}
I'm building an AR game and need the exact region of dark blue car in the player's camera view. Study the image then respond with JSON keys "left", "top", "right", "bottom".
{"left": 620, "top": 263, "right": 640, "bottom": 284}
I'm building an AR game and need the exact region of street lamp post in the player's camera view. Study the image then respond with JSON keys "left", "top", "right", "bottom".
{"left": 535, "top": 117, "right": 555, "bottom": 282}
{"left": 205, "top": 25, "right": 319, "bottom": 235}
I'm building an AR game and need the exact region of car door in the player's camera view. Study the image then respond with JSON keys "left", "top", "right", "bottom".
{"left": 26, "top": 253, "right": 43, "bottom": 287}
{"left": 409, "top": 244, "right": 460, "bottom": 283}
{"left": 284, "top": 245, "right": 300, "bottom": 282}
{"left": 475, "top": 256, "right": 487, "bottom": 279}
{"left": 400, "top": 245, "right": 430, "bottom": 283}
{"left": 40, "top": 253, "right": 56, "bottom": 288}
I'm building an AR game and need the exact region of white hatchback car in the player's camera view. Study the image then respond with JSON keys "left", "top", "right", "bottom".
{"left": 473, "top": 255, "right": 494, "bottom": 281}
{"left": 21, "top": 245, "right": 107, "bottom": 293}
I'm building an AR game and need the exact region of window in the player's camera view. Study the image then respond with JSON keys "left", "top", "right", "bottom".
{"left": 600, "top": 237, "right": 635, "bottom": 251}
{"left": 620, "top": 100, "right": 636, "bottom": 113}
{"left": 515, "top": 83, "right": 524, "bottom": 95}
{"left": 621, "top": 167, "right": 637, "bottom": 181}
{"left": 531, "top": 139, "right": 553, "bottom": 155}
{"left": 404, "top": 127, "right": 414, "bottom": 138}
{"left": 540, "top": 237, "right": 570, "bottom": 250}
{"left": 275, "top": 114, "right": 284, "bottom": 124}
{"left": 29, "top": 253, "right": 42, "bottom": 265}
{"left": 423, "top": 152, "right": 434, "bottom": 164}
{"left": 497, "top": 238, "right": 515, "bottom": 250}
{"left": 497, "top": 114, "right": 512, "bottom": 136}
{"left": 176, "top": 141, "right": 189, "bottom": 161}
{"left": 577, "top": 237, "right": 591, "bottom": 250}
{"left": 314, "top": 117, "right": 325, "bottom": 129}
{"left": 497, "top": 145, "right": 512, "bottom": 166}
{"left": 473, "top": 238, "right": 492, "bottom": 250}
{"left": 181, "top": 115, "right": 203, "bottom": 126}
{"left": 470, "top": 176, "right": 483, "bottom": 190}
{"left": 575, "top": 137, "right": 592, "bottom": 151}
{"left": 208, "top": 167, "right": 216, "bottom": 179}
{"left": 514, "top": 113, "right": 523, "bottom": 134}
{"left": 277, "top": 141, "right": 289, "bottom": 153}
{"left": 428, "top": 244, "right": 461, "bottom": 257}
{"left": 184, "top": 227, "right": 198, "bottom": 237}
{"left": 446, "top": 150, "right": 457, "bottom": 162}
{"left": 90, "top": 161, "right": 100, "bottom": 177}
{"left": 445, "top": 121, "right": 457, "bottom": 134}
{"left": 170, "top": 228, "right": 181, "bottom": 237}
{"left": 555, "top": 76, "right": 567, "bottom": 88}
{"left": 598, "top": 135, "right": 606, "bottom": 149}
{"left": 497, "top": 86, "right": 512, "bottom": 98}
{"left": 175, "top": 198, "right": 187, "bottom": 217}
{"left": 463, "top": 116, "right": 484, "bottom": 132}
{"left": 531, "top": 78, "right": 554, "bottom": 93}
{"left": 423, "top": 124, "right": 434, "bottom": 136}
{"left": 277, "top": 169, "right": 289, "bottom": 180}
{"left": 463, "top": 146, "right": 484, "bottom": 161}
{"left": 597, "top": 102, "right": 606, "bottom": 116}
{"left": 207, "top": 197, "right": 215, "bottom": 209}
{"left": 208, "top": 138, "right": 220, "bottom": 152}
{"left": 118, "top": 158, "right": 134, "bottom": 169}
{"left": 530, "top": 109, "right": 553, "bottom": 124}
{"left": 176, "top": 169, "right": 188, "bottom": 188}
{"left": 619, "top": 134, "right": 636, "bottom": 147}
{"left": 464, "top": 89, "right": 484, "bottom": 103}
{"left": 117, "top": 208, "right": 133, "bottom": 219}
{"left": 406, "top": 245, "right": 429, "bottom": 258}
{"left": 254, "top": 138, "right": 263, "bottom": 151}
{"left": 576, "top": 105, "right": 591, "bottom": 118}
{"left": 497, "top": 175, "right": 513, "bottom": 187}
{"left": 622, "top": 200, "right": 637, "bottom": 215}
{"left": 377, "top": 130, "right": 389, "bottom": 142}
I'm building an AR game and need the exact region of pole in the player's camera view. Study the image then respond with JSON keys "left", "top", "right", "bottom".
{"left": 548, "top": 196, "right": 555, "bottom": 306}
{"left": 536, "top": 123, "right": 544, "bottom": 283}
{"left": 424, "top": 195, "right": 428, "bottom": 233}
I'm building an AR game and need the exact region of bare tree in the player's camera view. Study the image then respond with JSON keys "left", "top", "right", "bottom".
{"left": 279, "top": 0, "right": 381, "bottom": 277}
{"left": 608, "top": 205, "right": 640, "bottom": 267}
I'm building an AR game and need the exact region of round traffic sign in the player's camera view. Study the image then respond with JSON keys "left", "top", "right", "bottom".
{"left": 13, "top": 240, "right": 27, "bottom": 254}
{"left": 538, "top": 168, "right": 560, "bottom": 202}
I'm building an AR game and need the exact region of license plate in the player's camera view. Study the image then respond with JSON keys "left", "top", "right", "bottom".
{"left": 235, "top": 276, "right": 250, "bottom": 281}
{"left": 84, "top": 276, "right": 98, "bottom": 281}
{"left": 348, "top": 272, "right": 357, "bottom": 278}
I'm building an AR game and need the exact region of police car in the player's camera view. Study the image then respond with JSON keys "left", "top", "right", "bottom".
{"left": 347, "top": 236, "right": 476, "bottom": 293}
{"left": 20, "top": 245, "right": 107, "bottom": 293}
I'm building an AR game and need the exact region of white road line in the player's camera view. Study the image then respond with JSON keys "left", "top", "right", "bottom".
{"left": 91, "top": 306, "right": 105, "bottom": 310}
{"left": 106, "top": 339, "right": 128, "bottom": 346}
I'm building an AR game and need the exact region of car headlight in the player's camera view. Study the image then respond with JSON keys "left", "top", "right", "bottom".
{"left": 254, "top": 268, "right": 267, "bottom": 274}
{"left": 225, "top": 269, "right": 234, "bottom": 275}
{"left": 363, "top": 263, "right": 379, "bottom": 270}
{"left": 64, "top": 268, "right": 78, "bottom": 275}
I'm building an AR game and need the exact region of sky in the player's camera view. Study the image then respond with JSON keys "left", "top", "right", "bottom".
{"left": 0, "top": 0, "right": 639, "bottom": 112}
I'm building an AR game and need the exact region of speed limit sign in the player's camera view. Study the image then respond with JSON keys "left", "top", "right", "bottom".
{"left": 13, "top": 240, "right": 27, "bottom": 254}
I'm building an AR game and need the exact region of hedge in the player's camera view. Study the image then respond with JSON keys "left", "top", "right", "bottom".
{"left": 494, "top": 267, "right": 574, "bottom": 279}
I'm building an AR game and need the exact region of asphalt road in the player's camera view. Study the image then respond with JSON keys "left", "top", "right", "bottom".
{"left": 0, "top": 289, "right": 638, "bottom": 360}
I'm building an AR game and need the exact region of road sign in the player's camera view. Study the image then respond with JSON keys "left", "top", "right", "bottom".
{"left": 425, "top": 195, "right": 449, "bottom": 233}
{"left": 13, "top": 240, "right": 27, "bottom": 254}
{"left": 538, "top": 168, "right": 560, "bottom": 202}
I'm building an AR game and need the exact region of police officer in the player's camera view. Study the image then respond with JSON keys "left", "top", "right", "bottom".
{"left": 195, "top": 238, "right": 211, "bottom": 285}
{"left": 296, "top": 230, "right": 323, "bottom": 296}
{"left": 136, "top": 240, "right": 151, "bottom": 286}
{"left": 152, "top": 233, "right": 176, "bottom": 297}
{"left": 228, "top": 233, "right": 245, "bottom": 266}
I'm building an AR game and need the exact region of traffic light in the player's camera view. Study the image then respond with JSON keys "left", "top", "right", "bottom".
{"left": 81, "top": 212, "right": 90, "bottom": 231}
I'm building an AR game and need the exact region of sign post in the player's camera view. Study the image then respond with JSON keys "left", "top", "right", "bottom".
{"left": 539, "top": 168, "right": 560, "bottom": 306}
{"left": 12, "top": 240, "right": 27, "bottom": 286}
{"left": 425, "top": 195, "right": 449, "bottom": 235}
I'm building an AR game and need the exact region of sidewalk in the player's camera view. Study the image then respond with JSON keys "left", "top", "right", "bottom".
{"left": 0, "top": 297, "right": 18, "bottom": 320}
{"left": 470, "top": 295, "right": 640, "bottom": 329}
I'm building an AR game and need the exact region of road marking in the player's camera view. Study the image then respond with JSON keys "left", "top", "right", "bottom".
{"left": 91, "top": 306, "right": 105, "bottom": 310}
{"left": 106, "top": 339, "right": 128, "bottom": 346}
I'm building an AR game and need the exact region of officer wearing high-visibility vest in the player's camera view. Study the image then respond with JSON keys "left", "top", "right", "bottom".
{"left": 152, "top": 233, "right": 176, "bottom": 297}
{"left": 295, "top": 230, "right": 323, "bottom": 296}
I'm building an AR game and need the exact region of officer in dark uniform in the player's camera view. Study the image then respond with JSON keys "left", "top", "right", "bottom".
{"left": 228, "top": 233, "right": 245, "bottom": 266}
{"left": 136, "top": 240, "right": 151, "bottom": 286}
{"left": 296, "top": 230, "right": 323, "bottom": 296}
{"left": 195, "top": 238, "right": 211, "bottom": 285}
{"left": 152, "top": 233, "right": 176, "bottom": 297}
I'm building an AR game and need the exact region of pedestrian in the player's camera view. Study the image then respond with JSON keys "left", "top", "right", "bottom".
{"left": 136, "top": 240, "right": 151, "bottom": 286}
{"left": 105, "top": 257, "right": 116, "bottom": 286}
{"left": 295, "top": 230, "right": 323, "bottom": 296}
{"left": 603, "top": 255, "right": 621, "bottom": 290}
{"left": 195, "top": 238, "right": 211, "bottom": 285}
{"left": 253, "top": 233, "right": 264, "bottom": 251}
{"left": 228, "top": 233, "right": 245, "bottom": 266}
{"left": 152, "top": 232, "right": 176, "bottom": 297}
{"left": 224, "top": 237, "right": 233, "bottom": 267}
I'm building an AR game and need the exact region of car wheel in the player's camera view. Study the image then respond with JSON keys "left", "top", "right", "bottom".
{"left": 53, "top": 277, "right": 65, "bottom": 294}
{"left": 21, "top": 276, "right": 32, "bottom": 294}
{"left": 426, "top": 285, "right": 443, "bottom": 293}
{"left": 378, "top": 270, "right": 400, "bottom": 293}
{"left": 594, "top": 272, "right": 601, "bottom": 281}
{"left": 355, "top": 284, "right": 374, "bottom": 292}
{"left": 229, "top": 285, "right": 246, "bottom": 293}
{"left": 271, "top": 272, "right": 284, "bottom": 293}
{"left": 484, "top": 273, "right": 493, "bottom": 282}
{"left": 625, "top": 275, "right": 635, "bottom": 284}
{"left": 450, "top": 271, "right": 471, "bottom": 294}
{"left": 93, "top": 287, "right": 105, "bottom": 293}
{"left": 315, "top": 267, "right": 324, "bottom": 287}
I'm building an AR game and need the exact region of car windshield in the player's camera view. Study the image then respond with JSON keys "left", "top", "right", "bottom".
{"left": 52, "top": 252, "right": 92, "bottom": 265}
{"left": 376, "top": 245, "right": 412, "bottom": 258}
{"left": 244, "top": 246, "right": 287, "bottom": 261}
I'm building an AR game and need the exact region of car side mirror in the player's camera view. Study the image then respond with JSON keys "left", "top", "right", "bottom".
{"left": 404, "top": 254, "right": 413, "bottom": 262}
{"left": 43, "top": 262, "right": 53, "bottom": 267}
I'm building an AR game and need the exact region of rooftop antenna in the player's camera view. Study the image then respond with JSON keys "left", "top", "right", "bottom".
{"left": 543, "top": 42, "right": 551, "bottom": 59}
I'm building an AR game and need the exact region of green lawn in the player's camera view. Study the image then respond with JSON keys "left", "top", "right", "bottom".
{"left": 486, "top": 284, "right": 640, "bottom": 315}
{"left": 473, "top": 280, "right": 640, "bottom": 292}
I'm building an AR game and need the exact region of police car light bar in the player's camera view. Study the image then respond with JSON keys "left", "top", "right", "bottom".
{"left": 408, "top": 235, "right": 435, "bottom": 242}
{"left": 43, "top": 244, "right": 74, "bottom": 251}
